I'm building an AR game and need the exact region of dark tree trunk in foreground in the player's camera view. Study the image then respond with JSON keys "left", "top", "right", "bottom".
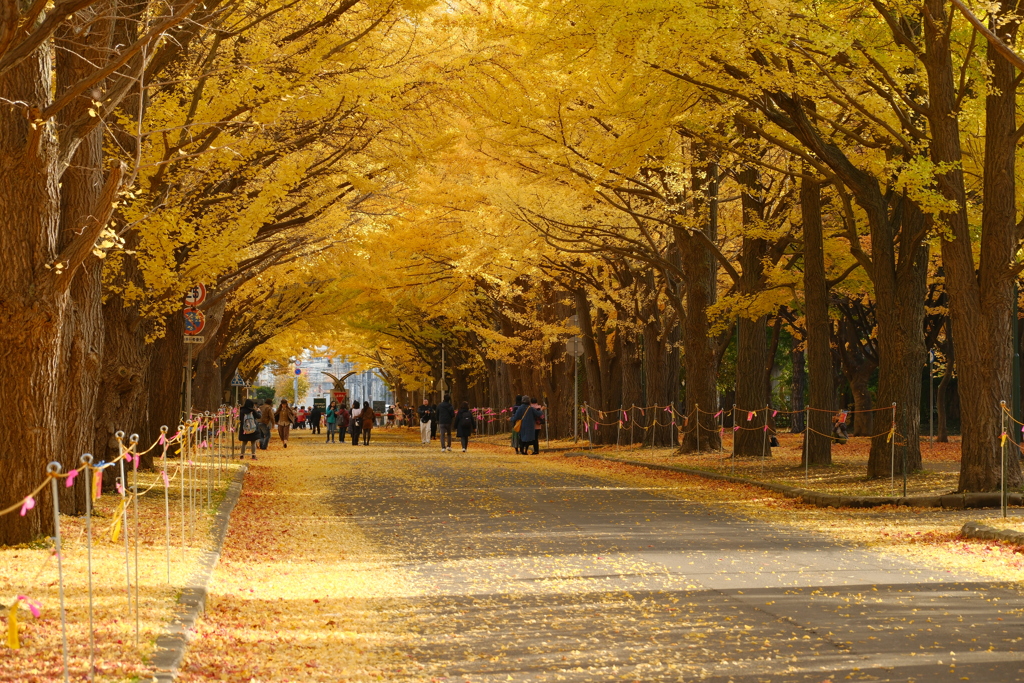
{"left": 800, "top": 178, "right": 834, "bottom": 466}
{"left": 923, "top": 0, "right": 1021, "bottom": 490}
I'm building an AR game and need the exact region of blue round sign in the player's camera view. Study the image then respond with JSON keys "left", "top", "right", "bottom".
{"left": 294, "top": 368, "right": 301, "bottom": 375}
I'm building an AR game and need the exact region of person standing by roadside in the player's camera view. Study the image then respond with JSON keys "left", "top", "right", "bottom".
{"left": 417, "top": 399, "right": 432, "bottom": 445}
{"left": 510, "top": 395, "right": 524, "bottom": 452}
{"left": 387, "top": 404, "right": 395, "bottom": 428}
{"left": 436, "top": 396, "right": 455, "bottom": 452}
{"left": 296, "top": 405, "right": 307, "bottom": 430}
{"left": 238, "top": 398, "right": 260, "bottom": 458}
{"left": 309, "top": 403, "right": 322, "bottom": 435}
{"left": 258, "top": 399, "right": 274, "bottom": 451}
{"left": 325, "top": 402, "right": 338, "bottom": 443}
{"left": 275, "top": 398, "right": 296, "bottom": 448}
{"left": 349, "top": 400, "right": 363, "bottom": 446}
{"left": 455, "top": 401, "right": 476, "bottom": 453}
{"left": 394, "top": 404, "right": 404, "bottom": 428}
{"left": 361, "top": 401, "right": 376, "bottom": 445}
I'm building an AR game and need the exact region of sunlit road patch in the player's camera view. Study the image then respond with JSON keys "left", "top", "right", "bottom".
{"left": 331, "top": 434, "right": 1024, "bottom": 682}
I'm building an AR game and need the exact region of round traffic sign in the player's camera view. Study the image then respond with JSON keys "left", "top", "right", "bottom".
{"left": 295, "top": 368, "right": 302, "bottom": 375}
{"left": 184, "top": 283, "right": 207, "bottom": 307}
{"left": 183, "top": 307, "right": 205, "bottom": 335}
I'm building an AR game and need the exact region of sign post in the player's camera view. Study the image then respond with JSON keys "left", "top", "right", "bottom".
{"left": 230, "top": 372, "right": 245, "bottom": 407}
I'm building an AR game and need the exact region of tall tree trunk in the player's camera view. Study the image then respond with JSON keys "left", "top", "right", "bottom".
{"left": 621, "top": 332, "right": 644, "bottom": 444}
{"left": 801, "top": 178, "right": 834, "bottom": 465}
{"left": 923, "top": 0, "right": 1021, "bottom": 490}
{"left": 678, "top": 154, "right": 721, "bottom": 452}
{"left": 734, "top": 167, "right": 771, "bottom": 456}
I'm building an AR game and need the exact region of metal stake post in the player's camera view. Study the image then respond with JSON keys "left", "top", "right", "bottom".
{"left": 890, "top": 402, "right": 897, "bottom": 497}
{"left": 117, "top": 433, "right": 131, "bottom": 611}
{"left": 1002, "top": 401, "right": 1008, "bottom": 518}
{"left": 804, "top": 405, "right": 810, "bottom": 480}
{"left": 760, "top": 404, "right": 769, "bottom": 477}
{"left": 179, "top": 424, "right": 186, "bottom": 562}
{"left": 617, "top": 404, "right": 622, "bottom": 450}
{"left": 573, "top": 353, "right": 579, "bottom": 443}
{"left": 695, "top": 403, "right": 700, "bottom": 459}
{"left": 130, "top": 435, "right": 141, "bottom": 647}
{"left": 80, "top": 454, "right": 95, "bottom": 682}
{"left": 160, "top": 427, "right": 170, "bottom": 584}
{"left": 731, "top": 404, "right": 737, "bottom": 474}
{"left": 47, "top": 462, "right": 70, "bottom": 683}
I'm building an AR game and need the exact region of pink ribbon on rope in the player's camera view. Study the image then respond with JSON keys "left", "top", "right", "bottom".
{"left": 19, "top": 496, "right": 35, "bottom": 516}
{"left": 747, "top": 411, "right": 755, "bottom": 421}
{"left": 65, "top": 469, "right": 78, "bottom": 488}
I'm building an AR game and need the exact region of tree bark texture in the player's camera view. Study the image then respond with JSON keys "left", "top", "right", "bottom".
{"left": 800, "top": 178, "right": 833, "bottom": 465}
{"left": 923, "top": 0, "right": 1021, "bottom": 490}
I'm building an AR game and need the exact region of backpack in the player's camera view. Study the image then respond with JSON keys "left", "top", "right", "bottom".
{"left": 459, "top": 411, "right": 474, "bottom": 429}
{"left": 242, "top": 411, "right": 257, "bottom": 435}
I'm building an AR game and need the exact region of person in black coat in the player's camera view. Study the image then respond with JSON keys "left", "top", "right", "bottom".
{"left": 309, "top": 404, "right": 322, "bottom": 435}
{"left": 436, "top": 397, "right": 455, "bottom": 451}
{"left": 454, "top": 401, "right": 476, "bottom": 452}
{"left": 238, "top": 398, "right": 260, "bottom": 459}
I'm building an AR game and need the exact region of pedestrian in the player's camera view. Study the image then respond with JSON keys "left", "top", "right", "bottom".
{"left": 336, "top": 402, "right": 350, "bottom": 441}
{"left": 349, "top": 400, "right": 362, "bottom": 446}
{"left": 296, "top": 405, "right": 307, "bottom": 429}
{"left": 430, "top": 403, "right": 439, "bottom": 439}
{"left": 275, "top": 398, "right": 296, "bottom": 448}
{"left": 513, "top": 396, "right": 543, "bottom": 455}
{"left": 417, "top": 399, "right": 432, "bottom": 444}
{"left": 510, "top": 395, "right": 524, "bottom": 452}
{"left": 309, "top": 403, "right": 322, "bottom": 435}
{"left": 394, "top": 404, "right": 404, "bottom": 427}
{"left": 833, "top": 408, "right": 850, "bottom": 443}
{"left": 436, "top": 396, "right": 455, "bottom": 451}
{"left": 455, "top": 401, "right": 476, "bottom": 452}
{"left": 325, "top": 402, "right": 338, "bottom": 443}
{"left": 361, "top": 401, "right": 376, "bottom": 445}
{"left": 258, "top": 398, "right": 274, "bottom": 450}
{"left": 238, "top": 398, "right": 261, "bottom": 458}
{"left": 387, "top": 404, "right": 395, "bottom": 427}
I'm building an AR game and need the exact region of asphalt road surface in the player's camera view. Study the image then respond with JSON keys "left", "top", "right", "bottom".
{"left": 331, "top": 440, "right": 1024, "bottom": 682}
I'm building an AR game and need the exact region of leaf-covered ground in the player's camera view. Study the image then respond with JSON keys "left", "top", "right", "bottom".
{"left": 509, "top": 432, "right": 973, "bottom": 498}
{"left": 179, "top": 428, "right": 1024, "bottom": 682}
{"left": 0, "top": 455, "right": 239, "bottom": 682}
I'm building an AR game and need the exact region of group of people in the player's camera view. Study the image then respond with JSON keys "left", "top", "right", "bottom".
{"left": 415, "top": 397, "right": 478, "bottom": 452}
{"left": 234, "top": 393, "right": 545, "bottom": 456}
{"left": 510, "top": 395, "right": 544, "bottom": 455}
{"left": 323, "top": 401, "right": 378, "bottom": 445}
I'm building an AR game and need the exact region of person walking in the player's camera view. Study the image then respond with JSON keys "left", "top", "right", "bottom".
{"left": 387, "top": 404, "right": 396, "bottom": 428}
{"left": 455, "top": 401, "right": 476, "bottom": 452}
{"left": 394, "top": 404, "right": 404, "bottom": 428}
{"left": 238, "top": 398, "right": 260, "bottom": 458}
{"left": 349, "top": 400, "right": 362, "bottom": 446}
{"left": 296, "top": 406, "right": 307, "bottom": 430}
{"left": 513, "top": 396, "right": 543, "bottom": 455}
{"left": 417, "top": 399, "right": 432, "bottom": 445}
{"left": 325, "top": 402, "right": 338, "bottom": 443}
{"left": 361, "top": 401, "right": 376, "bottom": 445}
{"left": 275, "top": 398, "right": 296, "bottom": 448}
{"left": 309, "top": 403, "right": 323, "bottom": 435}
{"left": 257, "top": 398, "right": 274, "bottom": 451}
{"left": 436, "top": 396, "right": 455, "bottom": 451}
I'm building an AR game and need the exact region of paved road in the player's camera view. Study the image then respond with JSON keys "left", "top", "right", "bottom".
{"left": 331, "top": 438, "right": 1024, "bottom": 682}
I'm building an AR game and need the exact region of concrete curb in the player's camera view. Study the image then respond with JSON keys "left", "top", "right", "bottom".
{"left": 961, "top": 520, "right": 1024, "bottom": 545}
{"left": 149, "top": 464, "right": 248, "bottom": 682}
{"left": 565, "top": 451, "right": 1023, "bottom": 510}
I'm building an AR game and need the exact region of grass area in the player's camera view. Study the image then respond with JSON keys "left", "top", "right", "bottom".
{"left": 1, "top": 449, "right": 242, "bottom": 682}
{"left": 476, "top": 431, "right": 985, "bottom": 498}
